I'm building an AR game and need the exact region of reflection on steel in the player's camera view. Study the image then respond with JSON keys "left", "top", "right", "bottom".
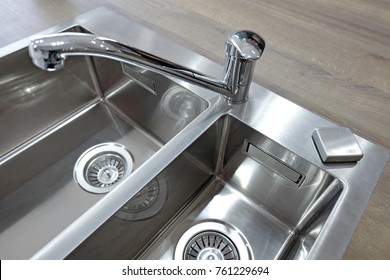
{"left": 115, "top": 177, "right": 167, "bottom": 221}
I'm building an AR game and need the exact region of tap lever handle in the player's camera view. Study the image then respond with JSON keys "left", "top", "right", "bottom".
{"left": 225, "top": 31, "right": 265, "bottom": 61}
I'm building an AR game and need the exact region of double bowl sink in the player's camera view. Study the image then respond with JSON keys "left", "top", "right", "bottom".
{"left": 0, "top": 8, "right": 388, "bottom": 260}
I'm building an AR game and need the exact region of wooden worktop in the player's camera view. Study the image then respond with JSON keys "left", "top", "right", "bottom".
{"left": 1, "top": 0, "right": 389, "bottom": 259}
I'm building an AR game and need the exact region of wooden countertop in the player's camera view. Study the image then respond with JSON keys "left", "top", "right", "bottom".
{"left": 1, "top": 0, "right": 389, "bottom": 259}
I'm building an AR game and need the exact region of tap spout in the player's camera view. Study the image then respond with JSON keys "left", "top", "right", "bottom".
{"left": 28, "top": 31, "right": 265, "bottom": 103}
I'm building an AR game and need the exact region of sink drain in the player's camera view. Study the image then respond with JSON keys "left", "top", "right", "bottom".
{"left": 174, "top": 221, "right": 253, "bottom": 260}
{"left": 86, "top": 154, "right": 126, "bottom": 188}
{"left": 184, "top": 231, "right": 239, "bottom": 260}
{"left": 115, "top": 177, "right": 167, "bottom": 221}
{"left": 74, "top": 143, "right": 133, "bottom": 194}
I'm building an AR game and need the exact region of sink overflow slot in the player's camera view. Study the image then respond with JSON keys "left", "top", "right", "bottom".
{"left": 243, "top": 140, "right": 305, "bottom": 186}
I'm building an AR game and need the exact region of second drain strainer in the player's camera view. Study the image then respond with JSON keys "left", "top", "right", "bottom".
{"left": 174, "top": 221, "right": 253, "bottom": 260}
{"left": 74, "top": 142, "right": 133, "bottom": 194}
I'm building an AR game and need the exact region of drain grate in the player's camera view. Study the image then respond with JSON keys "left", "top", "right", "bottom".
{"left": 174, "top": 221, "right": 253, "bottom": 260}
{"left": 86, "top": 154, "right": 126, "bottom": 188}
{"left": 184, "top": 231, "right": 239, "bottom": 260}
{"left": 74, "top": 143, "right": 133, "bottom": 194}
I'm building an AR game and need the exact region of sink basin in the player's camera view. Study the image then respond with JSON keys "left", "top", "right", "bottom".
{"left": 0, "top": 26, "right": 207, "bottom": 259}
{"left": 66, "top": 115, "right": 342, "bottom": 260}
{"left": 0, "top": 8, "right": 387, "bottom": 260}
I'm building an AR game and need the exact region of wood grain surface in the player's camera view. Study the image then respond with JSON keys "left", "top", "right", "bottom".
{"left": 0, "top": 0, "right": 389, "bottom": 259}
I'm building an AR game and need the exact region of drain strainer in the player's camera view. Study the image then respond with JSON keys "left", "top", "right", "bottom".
{"left": 174, "top": 221, "right": 253, "bottom": 260}
{"left": 86, "top": 154, "right": 126, "bottom": 188}
{"left": 74, "top": 143, "right": 133, "bottom": 194}
{"left": 115, "top": 177, "right": 167, "bottom": 221}
{"left": 184, "top": 231, "right": 239, "bottom": 260}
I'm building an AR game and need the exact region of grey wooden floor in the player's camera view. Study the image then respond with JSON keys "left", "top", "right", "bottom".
{"left": 1, "top": 0, "right": 389, "bottom": 259}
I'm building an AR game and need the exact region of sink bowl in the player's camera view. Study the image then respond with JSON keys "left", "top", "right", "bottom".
{"left": 0, "top": 26, "right": 207, "bottom": 259}
{"left": 67, "top": 115, "right": 342, "bottom": 260}
{"left": 0, "top": 8, "right": 387, "bottom": 260}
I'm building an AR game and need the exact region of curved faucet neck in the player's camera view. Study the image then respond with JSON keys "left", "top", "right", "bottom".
{"left": 29, "top": 31, "right": 265, "bottom": 103}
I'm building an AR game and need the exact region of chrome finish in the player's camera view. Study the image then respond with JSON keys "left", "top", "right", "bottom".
{"left": 223, "top": 31, "right": 264, "bottom": 102}
{"left": 312, "top": 127, "right": 364, "bottom": 163}
{"left": 74, "top": 142, "right": 133, "bottom": 193}
{"left": 28, "top": 30, "right": 265, "bottom": 103}
{"left": 0, "top": 8, "right": 387, "bottom": 260}
{"left": 0, "top": 27, "right": 98, "bottom": 160}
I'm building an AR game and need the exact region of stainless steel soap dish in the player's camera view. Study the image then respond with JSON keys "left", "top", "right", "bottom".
{"left": 312, "top": 127, "right": 363, "bottom": 163}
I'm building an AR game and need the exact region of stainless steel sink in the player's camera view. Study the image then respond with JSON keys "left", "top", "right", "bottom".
{"left": 0, "top": 8, "right": 388, "bottom": 260}
{"left": 0, "top": 25, "right": 207, "bottom": 259}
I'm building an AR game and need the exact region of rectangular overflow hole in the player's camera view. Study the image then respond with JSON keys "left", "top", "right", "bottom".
{"left": 244, "top": 141, "right": 304, "bottom": 186}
